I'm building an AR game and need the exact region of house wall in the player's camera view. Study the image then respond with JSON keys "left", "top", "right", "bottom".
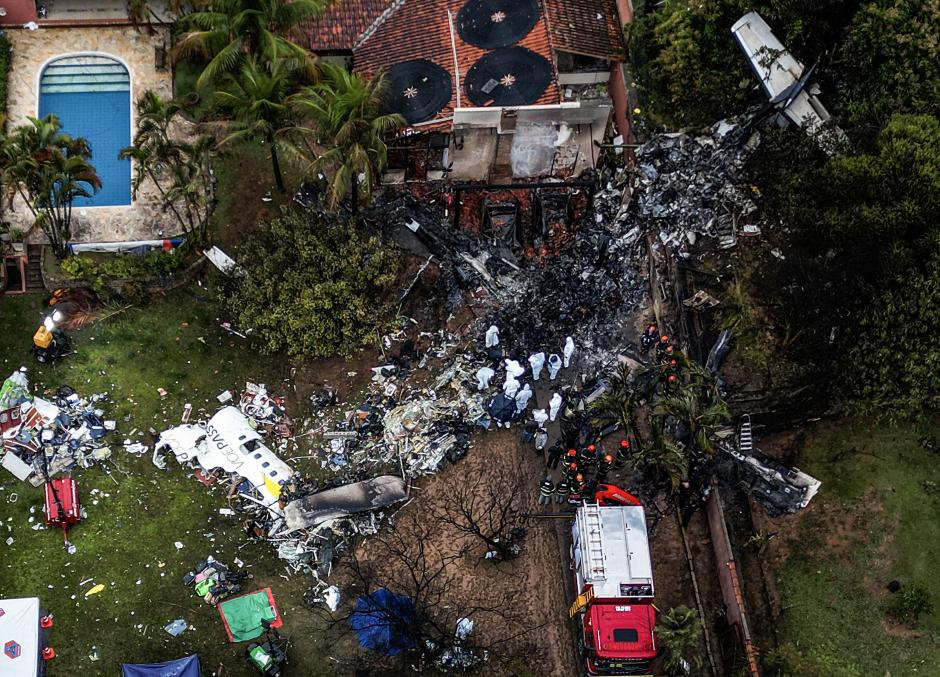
{"left": 3, "top": 25, "right": 183, "bottom": 243}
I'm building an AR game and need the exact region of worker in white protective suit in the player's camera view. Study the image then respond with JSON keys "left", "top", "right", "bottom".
{"left": 528, "top": 352, "right": 546, "bottom": 380}
{"left": 515, "top": 383, "right": 533, "bottom": 411}
{"left": 504, "top": 358, "right": 525, "bottom": 379}
{"left": 532, "top": 408, "right": 549, "bottom": 428}
{"left": 547, "top": 354, "right": 563, "bottom": 380}
{"left": 563, "top": 337, "right": 576, "bottom": 368}
{"left": 548, "top": 392, "right": 563, "bottom": 421}
{"left": 485, "top": 325, "right": 500, "bottom": 348}
{"left": 476, "top": 366, "right": 495, "bottom": 390}
{"left": 503, "top": 375, "right": 520, "bottom": 399}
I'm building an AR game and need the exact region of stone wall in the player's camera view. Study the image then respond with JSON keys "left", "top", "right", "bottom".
{"left": 3, "top": 24, "right": 181, "bottom": 243}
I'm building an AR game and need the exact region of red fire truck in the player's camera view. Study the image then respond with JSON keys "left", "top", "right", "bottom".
{"left": 569, "top": 501, "right": 657, "bottom": 676}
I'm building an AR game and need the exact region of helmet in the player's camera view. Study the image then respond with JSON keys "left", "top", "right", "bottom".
{"left": 604, "top": 454, "right": 613, "bottom": 463}
{"left": 575, "top": 474, "right": 584, "bottom": 483}
{"left": 569, "top": 462, "right": 578, "bottom": 471}
{"left": 665, "top": 345, "right": 674, "bottom": 354}
{"left": 620, "top": 439, "right": 630, "bottom": 448}
{"left": 668, "top": 374, "right": 678, "bottom": 383}
{"left": 587, "top": 444, "right": 596, "bottom": 452}
{"left": 660, "top": 335, "right": 669, "bottom": 343}
{"left": 567, "top": 449, "right": 577, "bottom": 457}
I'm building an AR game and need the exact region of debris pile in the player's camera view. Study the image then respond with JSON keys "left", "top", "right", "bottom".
{"left": 183, "top": 555, "right": 251, "bottom": 605}
{"left": 0, "top": 369, "right": 117, "bottom": 485}
{"left": 632, "top": 120, "right": 760, "bottom": 248}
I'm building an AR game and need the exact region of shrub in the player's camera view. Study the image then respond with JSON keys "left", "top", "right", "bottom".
{"left": 222, "top": 209, "right": 397, "bottom": 360}
{"left": 60, "top": 251, "right": 187, "bottom": 295}
{"left": 891, "top": 584, "right": 933, "bottom": 626}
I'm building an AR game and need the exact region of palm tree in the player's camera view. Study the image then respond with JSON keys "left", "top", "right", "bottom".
{"left": 1, "top": 115, "right": 101, "bottom": 259}
{"left": 633, "top": 419, "right": 689, "bottom": 492}
{"left": 291, "top": 63, "right": 405, "bottom": 216}
{"left": 589, "top": 362, "right": 642, "bottom": 441}
{"left": 173, "top": 0, "right": 327, "bottom": 88}
{"left": 654, "top": 385, "right": 730, "bottom": 454}
{"left": 120, "top": 90, "right": 217, "bottom": 243}
{"left": 214, "top": 57, "right": 296, "bottom": 192}
{"left": 657, "top": 606, "right": 702, "bottom": 674}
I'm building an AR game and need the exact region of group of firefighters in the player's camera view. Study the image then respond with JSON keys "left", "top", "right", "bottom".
{"left": 531, "top": 321, "right": 684, "bottom": 507}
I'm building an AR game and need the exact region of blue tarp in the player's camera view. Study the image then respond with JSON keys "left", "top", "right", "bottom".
{"left": 121, "top": 654, "right": 201, "bottom": 677}
{"left": 348, "top": 588, "right": 416, "bottom": 657}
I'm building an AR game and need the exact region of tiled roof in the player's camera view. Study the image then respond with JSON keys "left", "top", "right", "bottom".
{"left": 298, "top": 0, "right": 395, "bottom": 52}
{"left": 543, "top": 0, "right": 625, "bottom": 61}
{"left": 354, "top": 0, "right": 560, "bottom": 129}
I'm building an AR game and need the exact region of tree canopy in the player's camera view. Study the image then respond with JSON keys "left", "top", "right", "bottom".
{"left": 223, "top": 209, "right": 397, "bottom": 360}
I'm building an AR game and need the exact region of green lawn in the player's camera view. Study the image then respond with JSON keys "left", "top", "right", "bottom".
{"left": 774, "top": 419, "right": 940, "bottom": 674}
{"left": 0, "top": 291, "right": 333, "bottom": 676}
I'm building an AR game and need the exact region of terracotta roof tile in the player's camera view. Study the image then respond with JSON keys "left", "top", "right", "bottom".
{"left": 543, "top": 0, "right": 625, "bottom": 61}
{"left": 354, "top": 0, "right": 560, "bottom": 129}
{"left": 298, "top": 0, "right": 395, "bottom": 52}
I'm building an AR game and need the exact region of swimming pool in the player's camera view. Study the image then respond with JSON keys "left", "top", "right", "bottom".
{"left": 38, "top": 55, "right": 131, "bottom": 207}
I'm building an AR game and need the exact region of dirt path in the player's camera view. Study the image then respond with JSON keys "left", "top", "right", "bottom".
{"left": 397, "top": 427, "right": 581, "bottom": 676}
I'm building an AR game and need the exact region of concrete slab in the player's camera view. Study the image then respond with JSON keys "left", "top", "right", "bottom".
{"left": 449, "top": 128, "right": 496, "bottom": 181}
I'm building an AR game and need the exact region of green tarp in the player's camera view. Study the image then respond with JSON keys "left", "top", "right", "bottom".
{"left": 217, "top": 588, "right": 281, "bottom": 642}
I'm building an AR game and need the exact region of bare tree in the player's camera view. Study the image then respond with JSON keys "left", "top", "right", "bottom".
{"left": 429, "top": 460, "right": 529, "bottom": 561}
{"left": 319, "top": 511, "right": 542, "bottom": 673}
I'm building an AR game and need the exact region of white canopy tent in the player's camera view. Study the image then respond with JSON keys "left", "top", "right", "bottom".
{"left": 0, "top": 597, "right": 43, "bottom": 677}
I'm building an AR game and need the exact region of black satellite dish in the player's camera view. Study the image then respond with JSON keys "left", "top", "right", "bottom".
{"left": 386, "top": 59, "right": 453, "bottom": 125}
{"left": 465, "top": 47, "right": 552, "bottom": 107}
{"left": 456, "top": 0, "right": 541, "bottom": 50}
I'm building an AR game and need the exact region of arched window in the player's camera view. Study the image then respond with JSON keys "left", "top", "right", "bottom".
{"left": 39, "top": 55, "right": 131, "bottom": 207}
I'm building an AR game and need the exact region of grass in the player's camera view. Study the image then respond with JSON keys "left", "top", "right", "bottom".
{"left": 774, "top": 419, "right": 940, "bottom": 673}
{"left": 0, "top": 290, "right": 334, "bottom": 676}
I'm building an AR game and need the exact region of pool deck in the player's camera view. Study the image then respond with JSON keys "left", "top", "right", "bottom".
{"left": 4, "top": 24, "right": 182, "bottom": 243}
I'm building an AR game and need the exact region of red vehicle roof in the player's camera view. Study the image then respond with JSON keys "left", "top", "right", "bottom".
{"left": 586, "top": 602, "right": 656, "bottom": 659}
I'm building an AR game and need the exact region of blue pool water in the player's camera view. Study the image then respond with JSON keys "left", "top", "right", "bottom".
{"left": 39, "top": 56, "right": 131, "bottom": 207}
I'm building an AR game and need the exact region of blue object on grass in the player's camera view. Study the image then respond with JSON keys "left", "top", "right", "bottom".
{"left": 122, "top": 654, "right": 201, "bottom": 677}
{"left": 349, "top": 588, "right": 416, "bottom": 656}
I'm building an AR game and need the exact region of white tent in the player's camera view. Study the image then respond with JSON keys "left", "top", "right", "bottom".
{"left": 0, "top": 597, "right": 43, "bottom": 677}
